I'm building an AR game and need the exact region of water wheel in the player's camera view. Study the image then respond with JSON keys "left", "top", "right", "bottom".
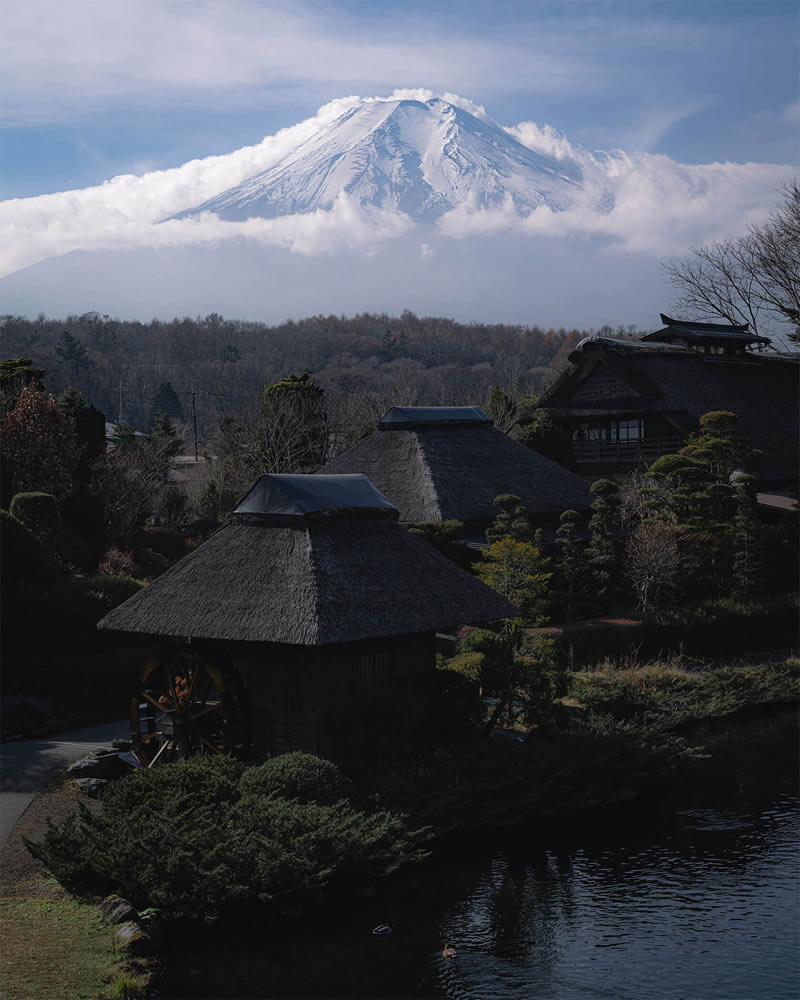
{"left": 131, "top": 649, "right": 250, "bottom": 767}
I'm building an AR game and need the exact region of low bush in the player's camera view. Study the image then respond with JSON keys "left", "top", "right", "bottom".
{"left": 98, "top": 547, "right": 136, "bottom": 577}
{"left": 239, "top": 752, "right": 353, "bottom": 805}
{"left": 9, "top": 491, "right": 60, "bottom": 543}
{"left": 569, "top": 657, "right": 800, "bottom": 725}
{"left": 27, "top": 754, "right": 427, "bottom": 923}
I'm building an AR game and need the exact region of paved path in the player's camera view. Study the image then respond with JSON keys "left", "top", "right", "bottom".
{"left": 0, "top": 719, "right": 129, "bottom": 848}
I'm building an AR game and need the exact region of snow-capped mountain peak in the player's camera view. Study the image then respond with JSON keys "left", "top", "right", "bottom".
{"left": 173, "top": 97, "right": 583, "bottom": 223}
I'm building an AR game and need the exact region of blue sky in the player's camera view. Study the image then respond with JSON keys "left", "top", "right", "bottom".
{"left": 0, "top": 0, "right": 796, "bottom": 329}
{"left": 1, "top": 0, "right": 797, "bottom": 200}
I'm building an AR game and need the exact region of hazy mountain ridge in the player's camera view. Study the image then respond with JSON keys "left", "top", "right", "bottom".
{"left": 173, "top": 98, "right": 587, "bottom": 223}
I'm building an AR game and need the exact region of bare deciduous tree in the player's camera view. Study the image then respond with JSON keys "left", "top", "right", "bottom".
{"left": 663, "top": 181, "right": 800, "bottom": 344}
{"left": 626, "top": 521, "right": 682, "bottom": 617}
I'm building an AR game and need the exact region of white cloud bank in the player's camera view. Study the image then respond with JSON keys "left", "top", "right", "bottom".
{"left": 0, "top": 92, "right": 796, "bottom": 278}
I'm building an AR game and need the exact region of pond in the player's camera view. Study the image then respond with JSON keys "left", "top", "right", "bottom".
{"left": 163, "top": 707, "right": 799, "bottom": 999}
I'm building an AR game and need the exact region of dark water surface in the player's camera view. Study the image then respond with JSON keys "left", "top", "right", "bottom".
{"left": 165, "top": 709, "right": 799, "bottom": 999}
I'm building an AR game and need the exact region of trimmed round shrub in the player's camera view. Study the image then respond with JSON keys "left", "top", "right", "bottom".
{"left": 447, "top": 651, "right": 484, "bottom": 683}
{"left": 9, "top": 491, "right": 61, "bottom": 543}
{"left": 239, "top": 752, "right": 352, "bottom": 805}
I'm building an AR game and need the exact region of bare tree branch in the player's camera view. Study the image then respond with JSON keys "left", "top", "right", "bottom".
{"left": 662, "top": 181, "right": 800, "bottom": 345}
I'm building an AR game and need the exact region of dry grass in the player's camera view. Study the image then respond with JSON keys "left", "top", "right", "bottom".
{"left": 568, "top": 654, "right": 800, "bottom": 723}
{"left": 0, "top": 780, "right": 136, "bottom": 1000}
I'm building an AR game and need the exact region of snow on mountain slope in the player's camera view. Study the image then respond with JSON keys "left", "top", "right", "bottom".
{"left": 173, "top": 98, "right": 584, "bottom": 223}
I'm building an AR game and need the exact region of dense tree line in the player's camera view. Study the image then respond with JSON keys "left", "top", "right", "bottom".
{"left": 0, "top": 311, "right": 640, "bottom": 439}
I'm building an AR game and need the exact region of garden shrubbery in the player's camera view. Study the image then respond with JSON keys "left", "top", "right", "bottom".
{"left": 27, "top": 754, "right": 428, "bottom": 922}
{"left": 569, "top": 656, "right": 800, "bottom": 724}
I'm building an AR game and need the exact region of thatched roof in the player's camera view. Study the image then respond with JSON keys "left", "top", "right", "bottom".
{"left": 98, "top": 474, "right": 516, "bottom": 644}
{"left": 320, "top": 409, "right": 591, "bottom": 521}
{"left": 528, "top": 347, "right": 799, "bottom": 483}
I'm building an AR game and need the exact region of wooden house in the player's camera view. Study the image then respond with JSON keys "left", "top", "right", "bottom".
{"left": 98, "top": 474, "right": 516, "bottom": 760}
{"left": 518, "top": 317, "right": 799, "bottom": 485}
{"left": 320, "top": 405, "right": 592, "bottom": 526}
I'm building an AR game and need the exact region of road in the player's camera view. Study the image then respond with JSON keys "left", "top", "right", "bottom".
{"left": 0, "top": 719, "right": 129, "bottom": 848}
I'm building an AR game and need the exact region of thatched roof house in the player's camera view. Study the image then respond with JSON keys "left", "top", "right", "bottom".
{"left": 520, "top": 324, "right": 799, "bottom": 484}
{"left": 99, "top": 475, "right": 516, "bottom": 757}
{"left": 99, "top": 473, "right": 513, "bottom": 643}
{"left": 319, "top": 406, "right": 591, "bottom": 523}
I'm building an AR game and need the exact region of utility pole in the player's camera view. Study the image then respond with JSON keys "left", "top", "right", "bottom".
{"left": 191, "top": 389, "right": 199, "bottom": 462}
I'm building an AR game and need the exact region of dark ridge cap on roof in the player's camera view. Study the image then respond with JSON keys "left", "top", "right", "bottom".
{"left": 659, "top": 313, "right": 750, "bottom": 332}
{"left": 231, "top": 473, "right": 397, "bottom": 518}
{"left": 378, "top": 405, "right": 492, "bottom": 430}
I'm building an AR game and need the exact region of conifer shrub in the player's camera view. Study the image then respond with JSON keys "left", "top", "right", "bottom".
{"left": 27, "top": 754, "right": 427, "bottom": 923}
{"left": 9, "top": 491, "right": 61, "bottom": 545}
{"left": 239, "top": 752, "right": 353, "bottom": 805}
{"left": 446, "top": 651, "right": 484, "bottom": 684}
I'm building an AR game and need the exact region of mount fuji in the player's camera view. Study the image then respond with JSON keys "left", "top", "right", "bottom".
{"left": 1, "top": 92, "right": 792, "bottom": 325}
{"left": 172, "top": 97, "right": 589, "bottom": 223}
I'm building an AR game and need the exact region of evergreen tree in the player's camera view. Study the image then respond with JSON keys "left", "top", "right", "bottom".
{"left": 150, "top": 381, "right": 185, "bottom": 424}
{"left": 554, "top": 509, "right": 588, "bottom": 619}
{"left": 586, "top": 479, "right": 622, "bottom": 612}
{"left": 55, "top": 331, "right": 91, "bottom": 374}
{"left": 646, "top": 411, "right": 762, "bottom": 599}
{"left": 485, "top": 494, "right": 533, "bottom": 544}
{"left": 517, "top": 409, "right": 576, "bottom": 469}
{"left": 730, "top": 474, "right": 762, "bottom": 603}
{"left": 475, "top": 537, "right": 551, "bottom": 625}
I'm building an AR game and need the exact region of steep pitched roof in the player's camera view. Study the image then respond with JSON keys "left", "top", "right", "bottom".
{"left": 98, "top": 475, "right": 516, "bottom": 644}
{"left": 320, "top": 412, "right": 592, "bottom": 521}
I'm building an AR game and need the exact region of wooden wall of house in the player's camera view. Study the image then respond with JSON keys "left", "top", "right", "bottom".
{"left": 214, "top": 632, "right": 436, "bottom": 759}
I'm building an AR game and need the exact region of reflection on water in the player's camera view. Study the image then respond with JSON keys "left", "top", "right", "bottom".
{"left": 165, "top": 709, "right": 799, "bottom": 999}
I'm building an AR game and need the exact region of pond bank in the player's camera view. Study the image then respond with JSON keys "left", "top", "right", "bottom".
{"left": 161, "top": 704, "right": 800, "bottom": 999}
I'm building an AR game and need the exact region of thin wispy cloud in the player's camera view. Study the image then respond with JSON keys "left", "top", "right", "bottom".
{"left": 0, "top": 0, "right": 595, "bottom": 123}
{"left": 0, "top": 92, "right": 794, "bottom": 279}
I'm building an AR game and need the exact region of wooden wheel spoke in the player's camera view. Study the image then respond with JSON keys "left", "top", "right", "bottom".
{"left": 132, "top": 655, "right": 247, "bottom": 767}
{"left": 148, "top": 739, "right": 171, "bottom": 768}
{"left": 140, "top": 690, "right": 168, "bottom": 714}
{"left": 187, "top": 663, "right": 200, "bottom": 702}
{"left": 186, "top": 702, "right": 222, "bottom": 722}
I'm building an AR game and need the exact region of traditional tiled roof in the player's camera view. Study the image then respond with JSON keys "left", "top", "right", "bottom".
{"left": 642, "top": 314, "right": 771, "bottom": 347}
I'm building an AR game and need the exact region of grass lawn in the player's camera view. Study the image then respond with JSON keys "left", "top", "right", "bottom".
{"left": 0, "top": 779, "right": 149, "bottom": 1000}
{"left": 0, "top": 897, "right": 125, "bottom": 1000}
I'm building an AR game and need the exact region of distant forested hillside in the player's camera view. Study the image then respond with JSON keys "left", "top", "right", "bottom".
{"left": 0, "top": 311, "right": 640, "bottom": 440}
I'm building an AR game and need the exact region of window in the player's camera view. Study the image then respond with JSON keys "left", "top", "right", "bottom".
{"left": 611, "top": 419, "right": 643, "bottom": 442}
{"left": 573, "top": 422, "right": 608, "bottom": 441}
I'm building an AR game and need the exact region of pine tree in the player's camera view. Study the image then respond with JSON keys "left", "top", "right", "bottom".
{"left": 517, "top": 409, "right": 576, "bottom": 469}
{"left": 586, "top": 479, "right": 622, "bottom": 612}
{"left": 475, "top": 537, "right": 551, "bottom": 625}
{"left": 554, "top": 509, "right": 588, "bottom": 619}
{"left": 485, "top": 494, "right": 533, "bottom": 544}
{"left": 150, "top": 381, "right": 185, "bottom": 424}
{"left": 730, "top": 474, "right": 762, "bottom": 603}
